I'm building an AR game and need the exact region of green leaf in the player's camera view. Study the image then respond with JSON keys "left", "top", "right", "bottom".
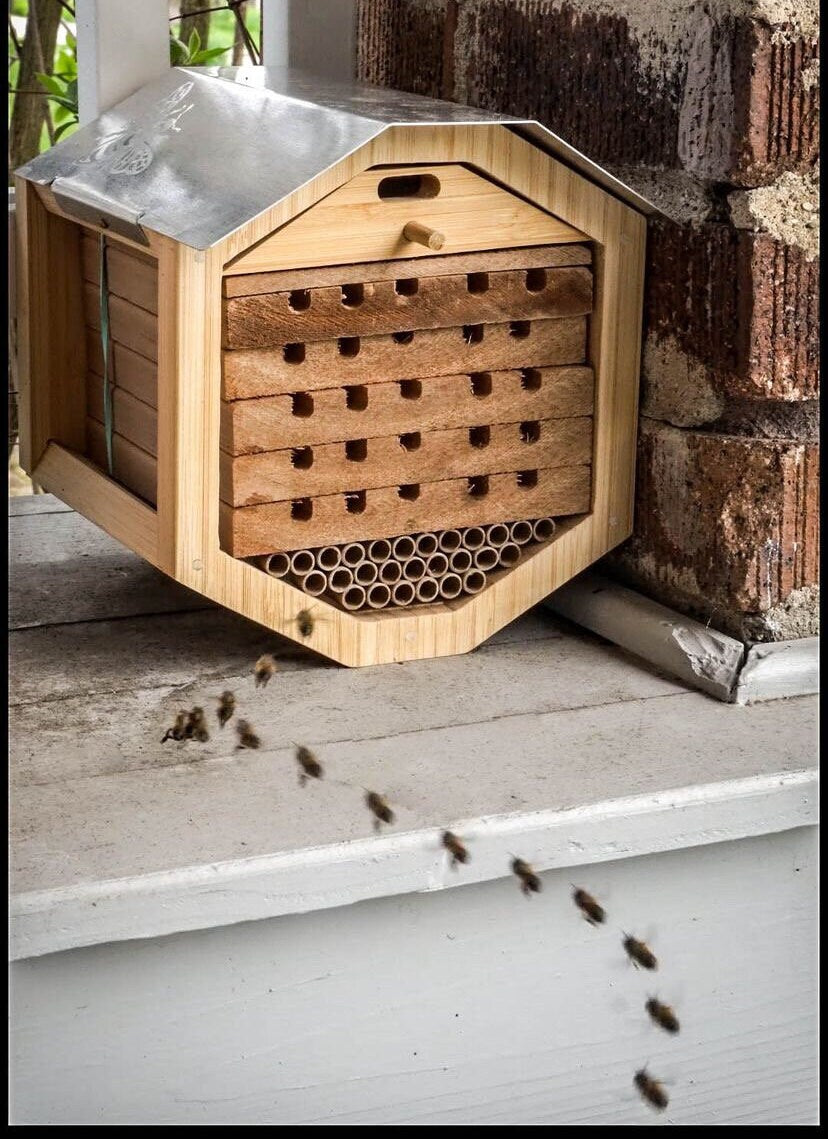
{"left": 35, "top": 72, "right": 64, "bottom": 97}
{"left": 169, "top": 36, "right": 189, "bottom": 65}
{"left": 65, "top": 31, "right": 76, "bottom": 50}
{"left": 191, "top": 46, "right": 230, "bottom": 64}
{"left": 53, "top": 119, "right": 78, "bottom": 142}
{"left": 48, "top": 95, "right": 78, "bottom": 112}
{"left": 187, "top": 28, "right": 201, "bottom": 58}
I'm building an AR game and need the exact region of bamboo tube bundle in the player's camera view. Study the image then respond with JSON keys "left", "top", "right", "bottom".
{"left": 246, "top": 515, "right": 562, "bottom": 613}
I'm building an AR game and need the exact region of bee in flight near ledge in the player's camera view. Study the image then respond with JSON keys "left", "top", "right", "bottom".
{"left": 235, "top": 720, "right": 261, "bottom": 750}
{"left": 634, "top": 1068, "right": 669, "bottom": 1112}
{"left": 295, "top": 744, "right": 323, "bottom": 786}
{"left": 216, "top": 691, "right": 236, "bottom": 728}
{"left": 184, "top": 707, "right": 210, "bottom": 743}
{"left": 254, "top": 655, "right": 277, "bottom": 688}
{"left": 645, "top": 997, "right": 680, "bottom": 1034}
{"left": 161, "top": 711, "right": 188, "bottom": 743}
{"left": 511, "top": 857, "right": 542, "bottom": 897}
{"left": 442, "top": 831, "right": 470, "bottom": 868}
{"left": 572, "top": 886, "right": 606, "bottom": 925}
{"left": 365, "top": 791, "right": 395, "bottom": 832}
{"left": 623, "top": 933, "right": 658, "bottom": 971}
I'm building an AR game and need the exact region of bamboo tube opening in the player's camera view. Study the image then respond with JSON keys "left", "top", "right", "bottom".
{"left": 415, "top": 532, "right": 438, "bottom": 556}
{"left": 341, "top": 542, "right": 365, "bottom": 567}
{"left": 368, "top": 538, "right": 392, "bottom": 563}
{"left": 462, "top": 526, "right": 486, "bottom": 551}
{"left": 354, "top": 560, "right": 379, "bottom": 585}
{"left": 299, "top": 570, "right": 327, "bottom": 596}
{"left": 499, "top": 542, "right": 521, "bottom": 568}
{"left": 328, "top": 566, "right": 354, "bottom": 593}
{"left": 510, "top": 520, "right": 534, "bottom": 545}
{"left": 316, "top": 546, "right": 342, "bottom": 570}
{"left": 290, "top": 549, "right": 315, "bottom": 575}
{"left": 379, "top": 559, "right": 402, "bottom": 584}
{"left": 366, "top": 582, "right": 392, "bottom": 609}
{"left": 259, "top": 552, "right": 290, "bottom": 578}
{"left": 486, "top": 523, "right": 510, "bottom": 547}
{"left": 426, "top": 552, "right": 449, "bottom": 577}
{"left": 449, "top": 548, "right": 473, "bottom": 573}
{"left": 401, "top": 556, "right": 427, "bottom": 581}
{"left": 341, "top": 584, "right": 367, "bottom": 611}
{"left": 392, "top": 535, "right": 416, "bottom": 560}
{"left": 392, "top": 580, "right": 415, "bottom": 606}
{"left": 462, "top": 569, "right": 486, "bottom": 595}
{"left": 415, "top": 577, "right": 440, "bottom": 603}
{"left": 438, "top": 573, "right": 463, "bottom": 599}
{"left": 474, "top": 546, "right": 499, "bottom": 571}
{"left": 438, "top": 529, "right": 462, "bottom": 553}
{"left": 533, "top": 517, "right": 556, "bottom": 542}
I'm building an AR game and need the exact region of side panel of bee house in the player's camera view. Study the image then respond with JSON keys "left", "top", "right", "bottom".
{"left": 14, "top": 69, "right": 650, "bottom": 666}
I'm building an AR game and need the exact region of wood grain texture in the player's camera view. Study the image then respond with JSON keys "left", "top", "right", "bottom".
{"left": 220, "top": 467, "right": 591, "bottom": 556}
{"left": 223, "top": 318, "right": 588, "bottom": 400}
{"left": 221, "top": 417, "right": 593, "bottom": 506}
{"left": 86, "top": 418, "right": 157, "bottom": 507}
{"left": 222, "top": 366, "right": 594, "bottom": 454}
{"left": 83, "top": 282, "right": 158, "bottom": 361}
{"left": 222, "top": 242, "right": 593, "bottom": 297}
{"left": 226, "top": 163, "right": 587, "bottom": 274}
{"left": 87, "top": 381, "right": 157, "bottom": 457}
{"left": 85, "top": 331, "right": 158, "bottom": 408}
{"left": 80, "top": 231, "right": 159, "bottom": 314}
{"left": 222, "top": 266, "right": 593, "bottom": 347}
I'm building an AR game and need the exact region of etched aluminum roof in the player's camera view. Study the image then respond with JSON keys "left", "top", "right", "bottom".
{"left": 16, "top": 66, "right": 655, "bottom": 249}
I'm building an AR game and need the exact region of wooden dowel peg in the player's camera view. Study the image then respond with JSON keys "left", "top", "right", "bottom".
{"left": 403, "top": 221, "right": 445, "bottom": 250}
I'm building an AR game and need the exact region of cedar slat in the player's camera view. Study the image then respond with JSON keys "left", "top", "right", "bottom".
{"left": 223, "top": 318, "right": 587, "bottom": 400}
{"left": 221, "top": 416, "right": 593, "bottom": 506}
{"left": 86, "top": 331, "right": 158, "bottom": 408}
{"left": 222, "top": 267, "right": 593, "bottom": 348}
{"left": 220, "top": 466, "right": 592, "bottom": 556}
{"left": 87, "top": 382, "right": 157, "bottom": 457}
{"left": 222, "top": 366, "right": 594, "bottom": 454}
{"left": 222, "top": 243, "right": 592, "bottom": 297}
{"left": 83, "top": 283, "right": 158, "bottom": 362}
{"left": 81, "top": 232, "right": 159, "bottom": 314}
{"left": 86, "top": 417, "right": 157, "bottom": 507}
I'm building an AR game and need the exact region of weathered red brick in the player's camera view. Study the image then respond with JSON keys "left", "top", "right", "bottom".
{"left": 607, "top": 420, "right": 819, "bottom": 631}
{"left": 646, "top": 221, "right": 819, "bottom": 402}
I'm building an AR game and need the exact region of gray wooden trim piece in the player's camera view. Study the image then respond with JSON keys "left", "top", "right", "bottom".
{"left": 545, "top": 571, "right": 745, "bottom": 701}
{"left": 734, "top": 638, "right": 820, "bottom": 705}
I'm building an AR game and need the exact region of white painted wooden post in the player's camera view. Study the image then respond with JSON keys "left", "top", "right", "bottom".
{"left": 75, "top": 0, "right": 170, "bottom": 125}
{"left": 261, "top": 0, "right": 356, "bottom": 81}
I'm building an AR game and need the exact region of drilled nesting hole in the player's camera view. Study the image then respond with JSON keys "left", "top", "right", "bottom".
{"left": 341, "top": 284, "right": 364, "bottom": 308}
{"left": 290, "top": 446, "right": 313, "bottom": 469}
{"left": 291, "top": 498, "right": 313, "bottom": 520}
{"left": 345, "top": 385, "right": 368, "bottom": 410}
{"left": 510, "top": 321, "right": 531, "bottom": 339}
{"left": 517, "top": 470, "right": 538, "bottom": 488}
{"left": 345, "top": 439, "right": 367, "bottom": 462}
{"left": 520, "top": 421, "right": 541, "bottom": 443}
{"left": 463, "top": 324, "right": 484, "bottom": 344}
{"left": 345, "top": 490, "right": 366, "bottom": 514}
{"left": 525, "top": 268, "right": 547, "bottom": 293}
{"left": 468, "top": 475, "right": 489, "bottom": 498}
{"left": 466, "top": 272, "right": 489, "bottom": 294}
{"left": 338, "top": 336, "right": 361, "bottom": 357}
{"left": 520, "top": 368, "right": 542, "bottom": 391}
{"left": 283, "top": 342, "right": 305, "bottom": 364}
{"left": 291, "top": 392, "right": 314, "bottom": 417}
{"left": 399, "top": 431, "right": 421, "bottom": 451}
{"left": 469, "top": 425, "right": 490, "bottom": 448}
{"left": 395, "top": 278, "right": 419, "bottom": 297}
{"left": 398, "top": 484, "right": 421, "bottom": 501}
{"left": 399, "top": 379, "right": 422, "bottom": 400}
{"left": 393, "top": 330, "right": 415, "bottom": 345}
{"left": 470, "top": 372, "right": 492, "bottom": 397}
{"left": 288, "top": 289, "right": 310, "bottom": 312}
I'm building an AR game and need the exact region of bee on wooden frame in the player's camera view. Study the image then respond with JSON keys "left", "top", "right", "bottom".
{"left": 634, "top": 1067, "right": 669, "bottom": 1112}
{"left": 161, "top": 711, "right": 187, "bottom": 743}
{"left": 235, "top": 719, "right": 261, "bottom": 750}
{"left": 254, "top": 654, "right": 277, "bottom": 688}
{"left": 623, "top": 933, "right": 658, "bottom": 971}
{"left": 645, "top": 997, "right": 680, "bottom": 1034}
{"left": 216, "top": 690, "right": 235, "bottom": 728}
{"left": 365, "top": 791, "right": 394, "bottom": 832}
{"left": 442, "top": 831, "right": 469, "bottom": 868}
{"left": 295, "top": 744, "right": 323, "bottom": 786}
{"left": 572, "top": 886, "right": 606, "bottom": 925}
{"left": 511, "top": 857, "right": 541, "bottom": 897}
{"left": 185, "top": 706, "right": 210, "bottom": 742}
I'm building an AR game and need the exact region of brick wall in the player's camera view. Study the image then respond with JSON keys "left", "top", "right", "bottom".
{"left": 356, "top": 0, "right": 819, "bottom": 642}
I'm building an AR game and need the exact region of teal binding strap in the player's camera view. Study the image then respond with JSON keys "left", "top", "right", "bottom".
{"left": 99, "top": 233, "right": 114, "bottom": 475}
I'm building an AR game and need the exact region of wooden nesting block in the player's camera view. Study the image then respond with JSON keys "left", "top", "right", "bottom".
{"left": 223, "top": 317, "right": 587, "bottom": 400}
{"left": 87, "top": 379, "right": 157, "bottom": 457}
{"left": 221, "top": 416, "right": 594, "bottom": 506}
{"left": 86, "top": 418, "right": 157, "bottom": 507}
{"left": 222, "top": 267, "right": 593, "bottom": 348}
{"left": 85, "top": 330, "right": 158, "bottom": 408}
{"left": 222, "top": 243, "right": 593, "bottom": 297}
{"left": 221, "top": 366, "right": 594, "bottom": 454}
{"left": 81, "top": 232, "right": 159, "bottom": 315}
{"left": 83, "top": 283, "right": 158, "bottom": 362}
{"left": 220, "top": 466, "right": 592, "bottom": 557}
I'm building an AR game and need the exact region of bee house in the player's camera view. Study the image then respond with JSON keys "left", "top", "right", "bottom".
{"left": 15, "top": 67, "right": 651, "bottom": 666}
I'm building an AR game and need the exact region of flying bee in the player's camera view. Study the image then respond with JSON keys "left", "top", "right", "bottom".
{"left": 254, "top": 654, "right": 277, "bottom": 688}
{"left": 365, "top": 791, "right": 394, "bottom": 832}
{"left": 184, "top": 706, "right": 210, "bottom": 743}
{"left": 295, "top": 744, "right": 323, "bottom": 786}
{"left": 623, "top": 933, "right": 658, "bottom": 970}
{"left": 235, "top": 719, "right": 261, "bottom": 750}
{"left": 161, "top": 710, "right": 187, "bottom": 743}
{"left": 646, "top": 997, "right": 680, "bottom": 1034}
{"left": 511, "top": 857, "right": 542, "bottom": 897}
{"left": 634, "top": 1068, "right": 669, "bottom": 1112}
{"left": 572, "top": 886, "right": 606, "bottom": 925}
{"left": 296, "top": 609, "right": 316, "bottom": 638}
{"left": 442, "top": 831, "right": 469, "bottom": 868}
{"left": 216, "top": 690, "right": 235, "bottom": 728}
